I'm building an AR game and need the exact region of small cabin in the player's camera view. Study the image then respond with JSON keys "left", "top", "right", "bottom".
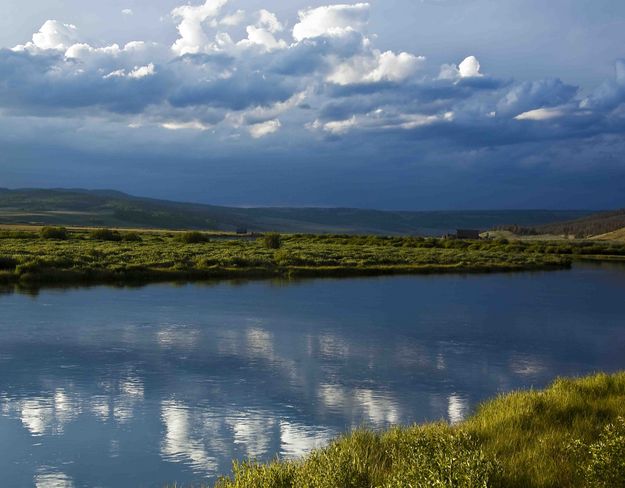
{"left": 456, "top": 229, "right": 481, "bottom": 240}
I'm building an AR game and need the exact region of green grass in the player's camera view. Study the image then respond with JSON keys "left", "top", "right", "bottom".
{"left": 211, "top": 372, "right": 625, "bottom": 488}
{"left": 0, "top": 229, "right": 592, "bottom": 287}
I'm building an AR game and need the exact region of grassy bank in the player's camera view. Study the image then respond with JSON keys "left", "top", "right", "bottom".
{"left": 0, "top": 227, "right": 575, "bottom": 287}
{"left": 1, "top": 227, "right": 625, "bottom": 287}
{"left": 213, "top": 372, "right": 625, "bottom": 488}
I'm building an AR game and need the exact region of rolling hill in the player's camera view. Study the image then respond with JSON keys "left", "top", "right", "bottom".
{"left": 534, "top": 209, "right": 625, "bottom": 238}
{"left": 0, "top": 188, "right": 594, "bottom": 235}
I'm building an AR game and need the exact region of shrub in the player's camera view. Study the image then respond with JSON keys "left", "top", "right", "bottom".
{"left": 176, "top": 231, "right": 209, "bottom": 244}
{"left": 121, "top": 232, "right": 142, "bottom": 242}
{"left": 573, "top": 417, "right": 625, "bottom": 487}
{"left": 0, "top": 256, "right": 18, "bottom": 270}
{"left": 40, "top": 226, "right": 68, "bottom": 240}
{"left": 90, "top": 228, "right": 122, "bottom": 241}
{"left": 263, "top": 233, "right": 282, "bottom": 249}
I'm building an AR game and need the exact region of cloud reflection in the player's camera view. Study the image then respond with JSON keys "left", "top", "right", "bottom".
{"left": 280, "top": 421, "right": 334, "bottom": 459}
{"left": 161, "top": 400, "right": 219, "bottom": 475}
{"left": 34, "top": 472, "right": 74, "bottom": 488}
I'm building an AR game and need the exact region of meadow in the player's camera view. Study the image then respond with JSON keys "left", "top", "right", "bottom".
{"left": 0, "top": 226, "right": 606, "bottom": 287}
{"left": 2, "top": 226, "right": 625, "bottom": 287}
{"left": 214, "top": 372, "right": 625, "bottom": 488}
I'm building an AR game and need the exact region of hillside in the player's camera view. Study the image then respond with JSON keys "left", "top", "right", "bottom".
{"left": 535, "top": 208, "right": 625, "bottom": 238}
{"left": 591, "top": 227, "right": 625, "bottom": 241}
{"left": 0, "top": 188, "right": 592, "bottom": 235}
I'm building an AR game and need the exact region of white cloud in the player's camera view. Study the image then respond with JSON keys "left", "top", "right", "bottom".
{"left": 458, "top": 55, "right": 482, "bottom": 78}
{"left": 248, "top": 119, "right": 281, "bottom": 138}
{"left": 219, "top": 9, "right": 246, "bottom": 27}
{"left": 321, "top": 116, "right": 357, "bottom": 134}
{"left": 102, "top": 63, "right": 156, "bottom": 79}
{"left": 328, "top": 50, "right": 424, "bottom": 85}
{"left": 515, "top": 107, "right": 565, "bottom": 121}
{"left": 171, "top": 0, "right": 230, "bottom": 55}
{"left": 293, "top": 3, "right": 370, "bottom": 42}
{"left": 14, "top": 20, "right": 78, "bottom": 51}
{"left": 161, "top": 120, "right": 211, "bottom": 131}
{"left": 239, "top": 26, "right": 287, "bottom": 52}
{"left": 257, "top": 9, "right": 284, "bottom": 33}
{"left": 439, "top": 55, "right": 482, "bottom": 79}
{"left": 122, "top": 9, "right": 134, "bottom": 16}
{"left": 129, "top": 63, "right": 156, "bottom": 79}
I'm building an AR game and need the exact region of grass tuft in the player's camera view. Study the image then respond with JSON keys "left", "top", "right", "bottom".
{"left": 209, "top": 372, "right": 625, "bottom": 488}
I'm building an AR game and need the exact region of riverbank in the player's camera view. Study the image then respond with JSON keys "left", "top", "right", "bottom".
{"left": 213, "top": 372, "right": 625, "bottom": 488}
{"left": 2, "top": 228, "right": 625, "bottom": 288}
{"left": 0, "top": 228, "right": 583, "bottom": 287}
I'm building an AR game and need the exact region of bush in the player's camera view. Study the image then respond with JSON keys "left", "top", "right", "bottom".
{"left": 121, "top": 232, "right": 142, "bottom": 242}
{"left": 573, "top": 417, "right": 625, "bottom": 487}
{"left": 40, "top": 226, "right": 68, "bottom": 240}
{"left": 0, "top": 256, "right": 18, "bottom": 270}
{"left": 263, "top": 233, "right": 282, "bottom": 249}
{"left": 90, "top": 228, "right": 122, "bottom": 241}
{"left": 176, "top": 231, "right": 210, "bottom": 244}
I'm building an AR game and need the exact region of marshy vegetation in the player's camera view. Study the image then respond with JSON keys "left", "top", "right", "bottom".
{"left": 1, "top": 227, "right": 625, "bottom": 287}
{"left": 213, "top": 372, "right": 625, "bottom": 488}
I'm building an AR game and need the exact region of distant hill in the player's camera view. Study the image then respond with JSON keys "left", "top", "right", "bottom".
{"left": 0, "top": 188, "right": 594, "bottom": 235}
{"left": 534, "top": 209, "right": 625, "bottom": 238}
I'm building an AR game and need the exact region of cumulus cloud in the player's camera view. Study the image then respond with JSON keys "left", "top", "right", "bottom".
{"left": 122, "top": 9, "right": 134, "bottom": 16}
{"left": 293, "top": 3, "right": 370, "bottom": 41}
{"left": 219, "top": 9, "right": 246, "bottom": 27}
{"left": 580, "top": 60, "right": 625, "bottom": 111}
{"left": 459, "top": 56, "right": 482, "bottom": 78}
{"left": 257, "top": 9, "right": 284, "bottom": 33}
{"left": 1, "top": 1, "right": 624, "bottom": 153}
{"left": 248, "top": 119, "right": 281, "bottom": 138}
{"left": 171, "top": 0, "right": 230, "bottom": 55}
{"left": 497, "top": 78, "right": 578, "bottom": 117}
{"left": 327, "top": 50, "right": 424, "bottom": 85}
{"left": 239, "top": 26, "right": 287, "bottom": 52}
{"left": 439, "top": 55, "right": 482, "bottom": 80}
{"left": 13, "top": 20, "right": 78, "bottom": 52}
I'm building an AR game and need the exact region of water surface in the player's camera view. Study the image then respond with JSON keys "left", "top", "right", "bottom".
{"left": 1, "top": 263, "right": 624, "bottom": 487}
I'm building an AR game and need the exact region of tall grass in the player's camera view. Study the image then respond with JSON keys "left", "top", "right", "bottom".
{"left": 212, "top": 372, "right": 625, "bottom": 488}
{"left": 2, "top": 230, "right": 624, "bottom": 287}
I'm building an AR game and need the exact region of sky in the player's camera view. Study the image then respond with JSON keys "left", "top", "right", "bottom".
{"left": 1, "top": 0, "right": 625, "bottom": 210}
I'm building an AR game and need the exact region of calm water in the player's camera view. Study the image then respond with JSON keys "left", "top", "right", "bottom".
{"left": 1, "top": 263, "right": 624, "bottom": 487}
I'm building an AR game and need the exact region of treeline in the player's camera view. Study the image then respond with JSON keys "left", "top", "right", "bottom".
{"left": 537, "top": 208, "right": 625, "bottom": 237}
{"left": 496, "top": 209, "right": 625, "bottom": 238}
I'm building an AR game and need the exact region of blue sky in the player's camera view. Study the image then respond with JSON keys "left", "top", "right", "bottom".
{"left": 1, "top": 0, "right": 625, "bottom": 209}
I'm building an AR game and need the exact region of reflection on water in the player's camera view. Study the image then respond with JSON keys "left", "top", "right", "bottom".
{"left": 35, "top": 472, "right": 74, "bottom": 488}
{"left": 1, "top": 263, "right": 625, "bottom": 487}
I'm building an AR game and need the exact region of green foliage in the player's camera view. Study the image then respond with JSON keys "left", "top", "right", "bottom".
{"left": 263, "top": 233, "right": 282, "bottom": 249}
{"left": 176, "top": 231, "right": 210, "bottom": 244}
{"left": 216, "top": 426, "right": 498, "bottom": 488}
{"left": 2, "top": 231, "right": 625, "bottom": 287}
{"left": 90, "top": 228, "right": 122, "bottom": 241}
{"left": 121, "top": 232, "right": 142, "bottom": 242}
{"left": 0, "top": 230, "right": 36, "bottom": 239}
{"left": 0, "top": 255, "right": 18, "bottom": 270}
{"left": 570, "top": 417, "right": 625, "bottom": 487}
{"left": 207, "top": 373, "right": 625, "bottom": 488}
{"left": 40, "top": 226, "right": 68, "bottom": 240}
{"left": 465, "top": 372, "right": 625, "bottom": 487}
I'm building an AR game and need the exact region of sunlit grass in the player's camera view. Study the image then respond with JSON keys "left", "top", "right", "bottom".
{"left": 2, "top": 228, "right": 624, "bottom": 287}
{"left": 211, "top": 372, "right": 625, "bottom": 488}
